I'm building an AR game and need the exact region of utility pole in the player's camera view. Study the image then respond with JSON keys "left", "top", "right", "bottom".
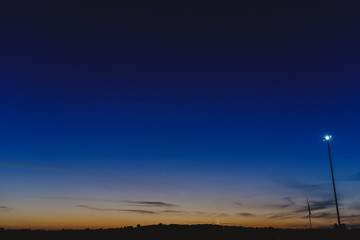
{"left": 323, "top": 135, "right": 341, "bottom": 226}
{"left": 307, "top": 197, "right": 312, "bottom": 229}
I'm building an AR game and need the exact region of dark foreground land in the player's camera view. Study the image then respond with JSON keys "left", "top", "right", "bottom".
{"left": 1, "top": 224, "right": 359, "bottom": 240}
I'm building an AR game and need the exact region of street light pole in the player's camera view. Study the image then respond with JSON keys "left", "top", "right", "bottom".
{"left": 323, "top": 135, "right": 341, "bottom": 226}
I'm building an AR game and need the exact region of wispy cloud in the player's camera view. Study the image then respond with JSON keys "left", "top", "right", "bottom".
{"left": 76, "top": 205, "right": 156, "bottom": 214}
{"left": 348, "top": 203, "right": 360, "bottom": 210}
{"left": 267, "top": 211, "right": 305, "bottom": 219}
{"left": 124, "top": 201, "right": 177, "bottom": 207}
{"left": 309, "top": 199, "right": 334, "bottom": 211}
{"left": 38, "top": 196, "right": 177, "bottom": 207}
{"left": 299, "top": 211, "right": 360, "bottom": 220}
{"left": 267, "top": 198, "right": 337, "bottom": 220}
{"left": 281, "top": 197, "right": 295, "bottom": 208}
{"left": 294, "top": 199, "right": 334, "bottom": 213}
{"left": 265, "top": 197, "right": 296, "bottom": 209}
{"left": 342, "top": 214, "right": 360, "bottom": 219}
{"left": 188, "top": 211, "right": 229, "bottom": 217}
{"left": 236, "top": 212, "right": 255, "bottom": 217}
{"left": 217, "top": 213, "right": 229, "bottom": 217}
{"left": 76, "top": 205, "right": 229, "bottom": 217}
{"left": 308, "top": 211, "right": 335, "bottom": 219}
{"left": 280, "top": 180, "right": 329, "bottom": 193}
{"left": 162, "top": 210, "right": 225, "bottom": 217}
{"left": 162, "top": 210, "right": 185, "bottom": 213}
{"left": 234, "top": 201, "right": 242, "bottom": 206}
{"left": 0, "top": 206, "right": 12, "bottom": 212}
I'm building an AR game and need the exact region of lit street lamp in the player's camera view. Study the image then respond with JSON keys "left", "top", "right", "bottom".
{"left": 322, "top": 135, "right": 341, "bottom": 227}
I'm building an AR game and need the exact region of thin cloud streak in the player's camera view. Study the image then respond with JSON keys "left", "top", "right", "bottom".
{"left": 294, "top": 199, "right": 334, "bottom": 213}
{"left": 0, "top": 206, "right": 12, "bottom": 212}
{"left": 263, "top": 197, "right": 337, "bottom": 220}
{"left": 266, "top": 198, "right": 342, "bottom": 220}
{"left": 125, "top": 201, "right": 177, "bottom": 207}
{"left": 76, "top": 205, "right": 156, "bottom": 214}
{"left": 280, "top": 180, "right": 330, "bottom": 192}
{"left": 265, "top": 197, "right": 296, "bottom": 209}
{"left": 38, "top": 196, "right": 177, "bottom": 207}
{"left": 76, "top": 205, "right": 231, "bottom": 217}
{"left": 267, "top": 212, "right": 305, "bottom": 220}
{"left": 307, "top": 212, "right": 335, "bottom": 219}
{"left": 281, "top": 197, "right": 295, "bottom": 208}
{"left": 236, "top": 212, "right": 255, "bottom": 217}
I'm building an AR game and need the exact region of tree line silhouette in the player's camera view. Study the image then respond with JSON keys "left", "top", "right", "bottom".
{"left": 1, "top": 224, "right": 359, "bottom": 240}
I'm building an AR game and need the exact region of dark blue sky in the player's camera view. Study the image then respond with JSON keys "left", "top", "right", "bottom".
{"left": 1, "top": 1, "right": 360, "bottom": 229}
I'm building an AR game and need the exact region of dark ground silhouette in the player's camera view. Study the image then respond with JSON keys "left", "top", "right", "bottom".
{"left": 1, "top": 224, "right": 359, "bottom": 240}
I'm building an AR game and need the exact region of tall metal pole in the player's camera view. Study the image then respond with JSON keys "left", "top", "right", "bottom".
{"left": 327, "top": 140, "right": 341, "bottom": 226}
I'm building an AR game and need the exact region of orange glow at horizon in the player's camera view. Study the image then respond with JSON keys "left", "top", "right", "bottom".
{"left": 0, "top": 210, "right": 337, "bottom": 230}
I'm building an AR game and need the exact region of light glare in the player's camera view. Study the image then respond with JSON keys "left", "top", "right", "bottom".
{"left": 323, "top": 135, "right": 332, "bottom": 141}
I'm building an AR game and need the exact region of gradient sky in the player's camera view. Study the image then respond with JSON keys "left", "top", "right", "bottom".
{"left": 1, "top": 1, "right": 360, "bottom": 229}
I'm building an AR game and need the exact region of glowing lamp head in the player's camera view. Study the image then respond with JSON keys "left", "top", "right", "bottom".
{"left": 323, "top": 135, "right": 332, "bottom": 141}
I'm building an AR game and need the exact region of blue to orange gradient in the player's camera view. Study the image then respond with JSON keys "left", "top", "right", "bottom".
{"left": 1, "top": 1, "right": 360, "bottom": 229}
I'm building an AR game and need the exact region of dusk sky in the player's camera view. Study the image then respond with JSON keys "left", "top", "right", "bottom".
{"left": 1, "top": 1, "right": 360, "bottom": 229}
